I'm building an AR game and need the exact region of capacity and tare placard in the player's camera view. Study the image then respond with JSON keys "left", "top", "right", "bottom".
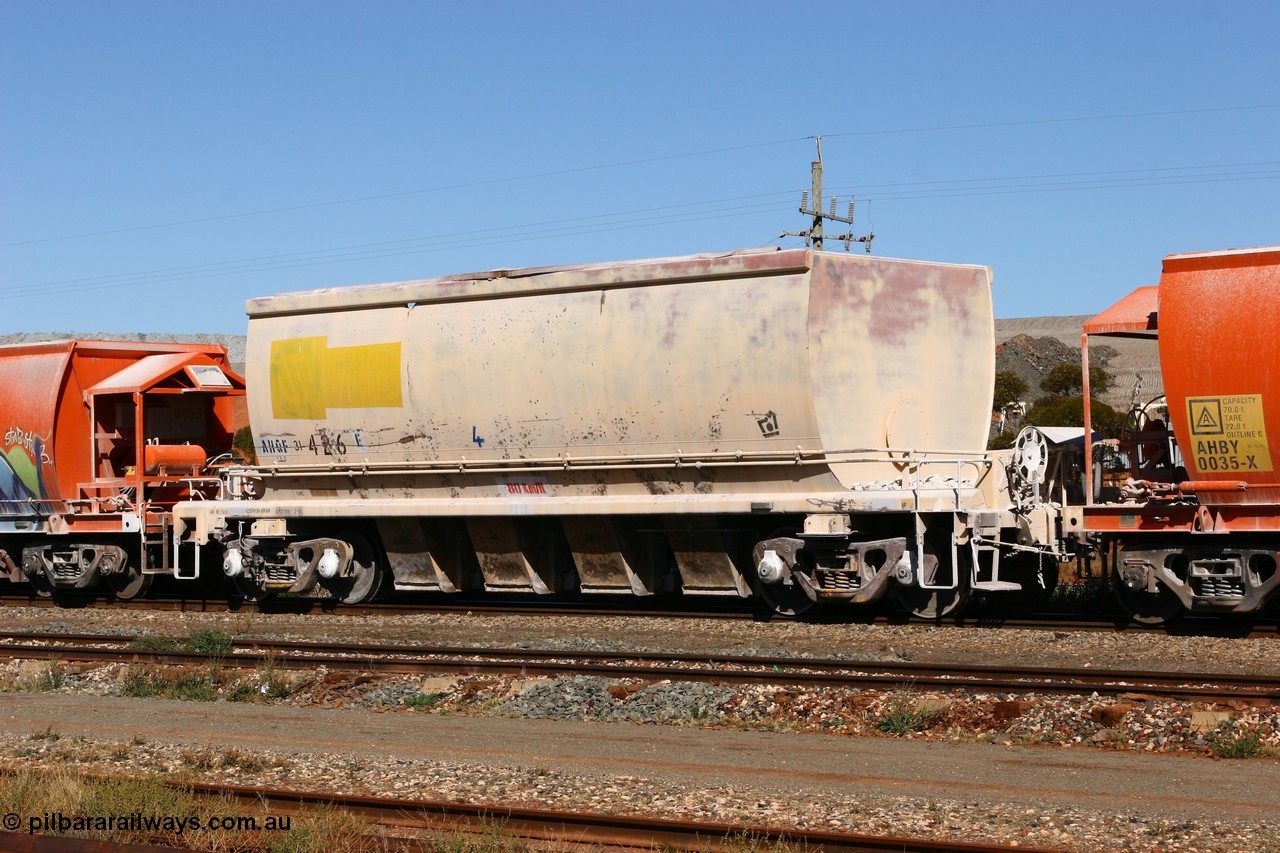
{"left": 1186, "top": 394, "right": 1273, "bottom": 473}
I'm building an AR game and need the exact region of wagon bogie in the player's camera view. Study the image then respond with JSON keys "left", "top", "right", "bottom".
{"left": 1113, "top": 536, "right": 1279, "bottom": 622}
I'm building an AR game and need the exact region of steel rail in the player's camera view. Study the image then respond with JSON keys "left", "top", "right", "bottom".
{"left": 177, "top": 779, "right": 1064, "bottom": 853}
{"left": 0, "top": 768, "right": 1063, "bottom": 853}
{"left": 2, "top": 592, "right": 1277, "bottom": 638}
{"left": 0, "top": 592, "right": 767, "bottom": 620}
{"left": 0, "top": 834, "right": 190, "bottom": 853}
{"left": 2, "top": 632, "right": 1276, "bottom": 702}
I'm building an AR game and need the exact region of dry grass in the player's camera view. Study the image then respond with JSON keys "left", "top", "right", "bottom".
{"left": 0, "top": 766, "right": 543, "bottom": 853}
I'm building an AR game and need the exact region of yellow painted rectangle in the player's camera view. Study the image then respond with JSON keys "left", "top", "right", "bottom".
{"left": 271, "top": 337, "right": 402, "bottom": 420}
{"left": 1187, "top": 394, "right": 1272, "bottom": 473}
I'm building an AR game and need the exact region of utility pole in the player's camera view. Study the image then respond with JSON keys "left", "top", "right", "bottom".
{"left": 781, "top": 136, "right": 873, "bottom": 252}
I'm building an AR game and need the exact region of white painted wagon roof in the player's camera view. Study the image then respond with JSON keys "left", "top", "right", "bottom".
{"left": 245, "top": 246, "right": 993, "bottom": 318}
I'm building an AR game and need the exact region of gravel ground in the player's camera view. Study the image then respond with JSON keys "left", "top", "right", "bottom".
{"left": 0, "top": 605, "right": 1277, "bottom": 852}
{"left": 4, "top": 605, "right": 1278, "bottom": 675}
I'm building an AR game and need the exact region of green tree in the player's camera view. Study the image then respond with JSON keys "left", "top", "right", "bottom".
{"left": 993, "top": 371, "right": 1029, "bottom": 409}
{"left": 232, "top": 426, "right": 257, "bottom": 465}
{"left": 1039, "top": 363, "right": 1110, "bottom": 398}
{"left": 1023, "top": 396, "right": 1124, "bottom": 438}
{"left": 987, "top": 430, "right": 1017, "bottom": 450}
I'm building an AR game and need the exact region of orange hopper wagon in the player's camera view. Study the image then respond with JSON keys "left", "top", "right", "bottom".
{"left": 1077, "top": 246, "right": 1280, "bottom": 622}
{"left": 0, "top": 340, "right": 245, "bottom": 598}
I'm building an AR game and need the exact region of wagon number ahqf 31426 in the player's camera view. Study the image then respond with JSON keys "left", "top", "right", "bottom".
{"left": 300, "top": 431, "right": 367, "bottom": 456}
{"left": 258, "top": 431, "right": 366, "bottom": 457}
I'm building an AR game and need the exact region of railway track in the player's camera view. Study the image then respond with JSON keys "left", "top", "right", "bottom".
{"left": 0, "top": 778, "right": 1066, "bottom": 853}
{"left": 1, "top": 835, "right": 188, "bottom": 852}
{"left": 2, "top": 591, "right": 1277, "bottom": 637}
{"left": 185, "top": 778, "right": 1068, "bottom": 853}
{"left": 2, "top": 631, "right": 1276, "bottom": 703}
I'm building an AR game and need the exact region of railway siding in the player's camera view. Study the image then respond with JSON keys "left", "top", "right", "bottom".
{"left": 4, "top": 653, "right": 1274, "bottom": 759}
{"left": 0, "top": 691, "right": 1276, "bottom": 853}
{"left": 0, "top": 606, "right": 1276, "bottom": 851}
{"left": 0, "top": 616, "right": 1277, "bottom": 761}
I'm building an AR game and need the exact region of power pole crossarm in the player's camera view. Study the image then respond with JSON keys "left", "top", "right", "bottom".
{"left": 780, "top": 136, "right": 874, "bottom": 253}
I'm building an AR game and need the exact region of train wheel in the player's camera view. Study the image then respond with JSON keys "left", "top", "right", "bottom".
{"left": 231, "top": 574, "right": 272, "bottom": 602}
{"left": 221, "top": 544, "right": 273, "bottom": 602}
{"left": 104, "top": 566, "right": 152, "bottom": 600}
{"left": 751, "top": 529, "right": 819, "bottom": 618}
{"left": 1112, "top": 569, "right": 1183, "bottom": 626}
{"left": 1113, "top": 541, "right": 1186, "bottom": 626}
{"left": 893, "top": 582, "right": 970, "bottom": 620}
{"left": 319, "top": 530, "right": 384, "bottom": 605}
{"left": 28, "top": 575, "right": 54, "bottom": 599}
{"left": 756, "top": 576, "right": 818, "bottom": 618}
{"left": 20, "top": 551, "right": 54, "bottom": 598}
{"left": 892, "top": 535, "right": 970, "bottom": 619}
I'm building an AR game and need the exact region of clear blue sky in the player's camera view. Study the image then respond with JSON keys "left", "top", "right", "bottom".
{"left": 2, "top": 1, "right": 1276, "bottom": 335}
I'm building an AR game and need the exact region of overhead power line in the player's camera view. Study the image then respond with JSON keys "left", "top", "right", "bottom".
{"left": 0, "top": 139, "right": 805, "bottom": 249}
{"left": 3, "top": 159, "right": 1277, "bottom": 302}
{"left": 0, "top": 198, "right": 793, "bottom": 299}
{"left": 828, "top": 160, "right": 1280, "bottom": 193}
{"left": 828, "top": 164, "right": 1280, "bottom": 201}
{"left": 4, "top": 103, "right": 1277, "bottom": 249}
{"left": 820, "top": 103, "right": 1280, "bottom": 138}
{"left": 4, "top": 190, "right": 795, "bottom": 293}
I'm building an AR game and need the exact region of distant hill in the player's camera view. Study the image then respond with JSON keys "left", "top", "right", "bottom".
{"left": 994, "top": 315, "right": 1093, "bottom": 346}
{"left": 994, "top": 317, "right": 1162, "bottom": 412}
{"left": 0, "top": 332, "right": 247, "bottom": 375}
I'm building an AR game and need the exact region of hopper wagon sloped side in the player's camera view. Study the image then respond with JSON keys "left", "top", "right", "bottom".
{"left": 173, "top": 248, "right": 1062, "bottom": 615}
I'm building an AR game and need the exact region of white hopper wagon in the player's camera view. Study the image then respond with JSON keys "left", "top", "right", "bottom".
{"left": 173, "top": 247, "right": 1060, "bottom": 616}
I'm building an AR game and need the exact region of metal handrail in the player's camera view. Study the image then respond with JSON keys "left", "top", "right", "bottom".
{"left": 239, "top": 446, "right": 996, "bottom": 479}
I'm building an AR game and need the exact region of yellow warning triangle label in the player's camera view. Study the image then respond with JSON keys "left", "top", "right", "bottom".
{"left": 1194, "top": 404, "right": 1220, "bottom": 432}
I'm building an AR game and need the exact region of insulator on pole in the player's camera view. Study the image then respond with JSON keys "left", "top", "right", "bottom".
{"left": 787, "top": 138, "right": 874, "bottom": 253}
